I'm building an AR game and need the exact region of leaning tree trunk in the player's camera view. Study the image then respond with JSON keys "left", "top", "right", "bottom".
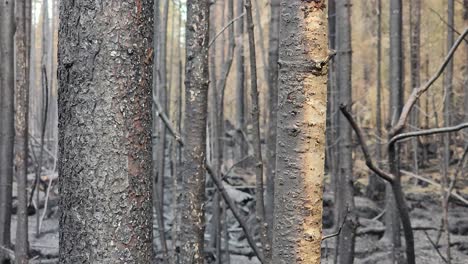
{"left": 0, "top": 1, "right": 15, "bottom": 262}
{"left": 178, "top": 1, "right": 210, "bottom": 263}
{"left": 57, "top": 1, "right": 154, "bottom": 263}
{"left": 265, "top": 0, "right": 280, "bottom": 243}
{"left": 335, "top": 0, "right": 356, "bottom": 263}
{"left": 272, "top": 1, "right": 328, "bottom": 263}
{"left": 15, "top": 0, "right": 32, "bottom": 262}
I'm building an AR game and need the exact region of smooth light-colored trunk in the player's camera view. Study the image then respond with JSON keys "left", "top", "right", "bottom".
{"left": 272, "top": 1, "right": 328, "bottom": 263}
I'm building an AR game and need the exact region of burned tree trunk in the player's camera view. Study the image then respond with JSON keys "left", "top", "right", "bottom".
{"left": 15, "top": 0, "right": 32, "bottom": 262}
{"left": 58, "top": 1, "right": 154, "bottom": 263}
{"left": 335, "top": 0, "right": 356, "bottom": 263}
{"left": 384, "top": 0, "right": 403, "bottom": 261}
{"left": 272, "top": 1, "right": 328, "bottom": 263}
{"left": 178, "top": 1, "right": 210, "bottom": 263}
{"left": 265, "top": 0, "right": 280, "bottom": 242}
{"left": 0, "top": 1, "right": 15, "bottom": 262}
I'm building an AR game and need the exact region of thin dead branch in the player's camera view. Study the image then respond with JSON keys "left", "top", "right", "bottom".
{"left": 339, "top": 104, "right": 394, "bottom": 182}
{"left": 208, "top": 12, "right": 245, "bottom": 49}
{"left": 423, "top": 231, "right": 448, "bottom": 263}
{"left": 400, "top": 170, "right": 468, "bottom": 206}
{"left": 153, "top": 95, "right": 184, "bottom": 146}
{"left": 389, "top": 27, "right": 468, "bottom": 137}
{"left": 206, "top": 164, "right": 265, "bottom": 264}
{"left": 389, "top": 122, "right": 468, "bottom": 145}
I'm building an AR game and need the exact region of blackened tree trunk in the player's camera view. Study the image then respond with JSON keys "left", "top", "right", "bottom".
{"left": 58, "top": 1, "right": 154, "bottom": 263}
{"left": 335, "top": 1, "right": 356, "bottom": 263}
{"left": 384, "top": 0, "right": 404, "bottom": 262}
{"left": 465, "top": 1, "right": 468, "bottom": 127}
{"left": 15, "top": 0, "right": 32, "bottom": 262}
{"left": 179, "top": 1, "right": 210, "bottom": 263}
{"left": 0, "top": 1, "right": 15, "bottom": 262}
{"left": 265, "top": 0, "right": 280, "bottom": 243}
{"left": 272, "top": 1, "right": 328, "bottom": 263}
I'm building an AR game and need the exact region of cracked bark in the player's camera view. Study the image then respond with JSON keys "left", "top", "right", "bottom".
{"left": 58, "top": 1, "right": 154, "bottom": 263}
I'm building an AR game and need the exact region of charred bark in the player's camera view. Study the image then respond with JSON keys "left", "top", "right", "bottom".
{"left": 178, "top": 0, "right": 210, "bottom": 263}
{"left": 15, "top": 0, "right": 32, "bottom": 262}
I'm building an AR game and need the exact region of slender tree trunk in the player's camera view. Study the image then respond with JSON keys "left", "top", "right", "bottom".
{"left": 272, "top": 1, "right": 328, "bottom": 263}
{"left": 442, "top": 1, "right": 454, "bottom": 262}
{"left": 367, "top": 0, "right": 385, "bottom": 200}
{"left": 58, "top": 1, "right": 154, "bottom": 262}
{"left": 155, "top": 1, "right": 170, "bottom": 260}
{"left": 384, "top": 0, "right": 403, "bottom": 261}
{"left": 265, "top": 0, "right": 280, "bottom": 243}
{"left": 0, "top": 1, "right": 15, "bottom": 262}
{"left": 208, "top": 2, "right": 222, "bottom": 259}
{"left": 152, "top": 1, "right": 169, "bottom": 261}
{"left": 335, "top": 1, "right": 356, "bottom": 263}
{"left": 464, "top": 1, "right": 468, "bottom": 128}
{"left": 245, "top": 0, "right": 269, "bottom": 261}
{"left": 179, "top": 1, "right": 210, "bottom": 263}
{"left": 15, "top": 0, "right": 32, "bottom": 262}
{"left": 235, "top": 0, "right": 247, "bottom": 157}
{"left": 410, "top": 0, "right": 421, "bottom": 179}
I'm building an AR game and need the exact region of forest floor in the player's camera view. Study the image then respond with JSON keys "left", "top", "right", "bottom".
{"left": 8, "top": 141, "right": 468, "bottom": 263}
{"left": 9, "top": 173, "right": 468, "bottom": 264}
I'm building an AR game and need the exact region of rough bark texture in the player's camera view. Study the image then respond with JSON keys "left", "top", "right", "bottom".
{"left": 178, "top": 1, "right": 210, "bottom": 263}
{"left": 15, "top": 0, "right": 32, "bottom": 262}
{"left": 335, "top": 1, "right": 356, "bottom": 263}
{"left": 58, "top": 1, "right": 154, "bottom": 263}
{"left": 265, "top": 0, "right": 280, "bottom": 242}
{"left": 272, "top": 1, "right": 328, "bottom": 263}
{"left": 384, "top": 0, "right": 403, "bottom": 261}
{"left": 0, "top": 1, "right": 15, "bottom": 262}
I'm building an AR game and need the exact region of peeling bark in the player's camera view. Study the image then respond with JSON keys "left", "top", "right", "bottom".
{"left": 272, "top": 1, "right": 328, "bottom": 263}
{"left": 58, "top": 1, "right": 154, "bottom": 263}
